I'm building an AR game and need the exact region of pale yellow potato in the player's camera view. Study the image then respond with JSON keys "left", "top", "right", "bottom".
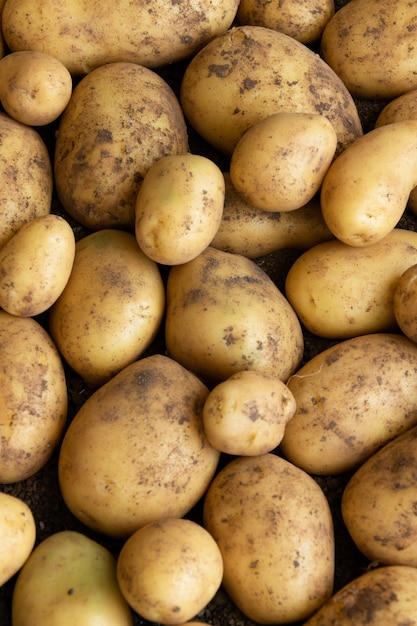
{"left": 135, "top": 154, "right": 225, "bottom": 265}
{"left": 304, "top": 565, "right": 417, "bottom": 626}
{"left": 203, "top": 453, "right": 334, "bottom": 624}
{"left": 0, "top": 51, "right": 72, "bottom": 126}
{"left": 285, "top": 228, "right": 417, "bottom": 339}
{"left": 342, "top": 425, "right": 417, "bottom": 567}
{"left": 12, "top": 531, "right": 133, "bottom": 626}
{"left": 165, "top": 246, "right": 304, "bottom": 384}
{"left": 202, "top": 370, "right": 296, "bottom": 456}
{"left": 280, "top": 333, "right": 417, "bottom": 475}
{"left": 321, "top": 0, "right": 417, "bottom": 100}
{"left": 0, "top": 214, "right": 75, "bottom": 317}
{"left": 54, "top": 62, "right": 189, "bottom": 231}
{"left": 49, "top": 229, "right": 165, "bottom": 388}
{"left": 393, "top": 264, "right": 417, "bottom": 342}
{"left": 237, "top": 0, "right": 334, "bottom": 44}
{"left": 180, "top": 25, "right": 362, "bottom": 157}
{"left": 230, "top": 112, "right": 337, "bottom": 212}
{"left": 0, "top": 311, "right": 67, "bottom": 483}
{"left": 0, "top": 112, "right": 52, "bottom": 248}
{"left": 0, "top": 493, "right": 36, "bottom": 586}
{"left": 58, "top": 355, "right": 220, "bottom": 539}
{"left": 117, "top": 518, "right": 223, "bottom": 625}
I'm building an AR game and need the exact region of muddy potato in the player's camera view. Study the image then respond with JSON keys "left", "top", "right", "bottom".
{"left": 54, "top": 62, "right": 189, "bottom": 231}
{"left": 117, "top": 518, "right": 223, "bottom": 625}
{"left": 0, "top": 311, "right": 67, "bottom": 483}
{"left": 203, "top": 453, "right": 334, "bottom": 624}
{"left": 165, "top": 246, "right": 304, "bottom": 384}
{"left": 285, "top": 228, "right": 417, "bottom": 339}
{"left": 49, "top": 229, "right": 165, "bottom": 388}
{"left": 202, "top": 370, "right": 296, "bottom": 456}
{"left": 12, "top": 531, "right": 133, "bottom": 626}
{"left": 280, "top": 333, "right": 417, "bottom": 475}
{"left": 135, "top": 154, "right": 225, "bottom": 265}
{"left": 393, "top": 264, "right": 417, "bottom": 342}
{"left": 0, "top": 214, "right": 75, "bottom": 317}
{"left": 0, "top": 493, "right": 36, "bottom": 586}
{"left": 58, "top": 354, "right": 220, "bottom": 539}
{"left": 180, "top": 25, "right": 362, "bottom": 157}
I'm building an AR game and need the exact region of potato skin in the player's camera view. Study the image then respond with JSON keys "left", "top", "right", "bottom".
{"left": 0, "top": 493, "right": 36, "bottom": 586}
{"left": 393, "top": 264, "right": 417, "bottom": 343}
{"left": 280, "top": 333, "right": 417, "bottom": 475}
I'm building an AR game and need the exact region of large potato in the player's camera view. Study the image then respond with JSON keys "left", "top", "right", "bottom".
{"left": 203, "top": 453, "right": 334, "bottom": 624}
{"left": 58, "top": 355, "right": 220, "bottom": 539}
{"left": 165, "top": 246, "right": 304, "bottom": 383}
{"left": 280, "top": 333, "right": 417, "bottom": 475}
{"left": 180, "top": 25, "right": 362, "bottom": 157}
{"left": 54, "top": 62, "right": 189, "bottom": 231}
{"left": 1, "top": 0, "right": 240, "bottom": 74}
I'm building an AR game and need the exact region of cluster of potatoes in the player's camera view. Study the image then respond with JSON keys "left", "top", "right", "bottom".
{"left": 4, "top": 0, "right": 417, "bottom": 625}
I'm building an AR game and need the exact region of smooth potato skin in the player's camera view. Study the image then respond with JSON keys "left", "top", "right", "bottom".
{"left": 393, "top": 264, "right": 417, "bottom": 342}
{"left": 0, "top": 493, "right": 36, "bottom": 586}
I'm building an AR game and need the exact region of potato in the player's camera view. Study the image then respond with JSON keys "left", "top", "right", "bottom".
{"left": 321, "top": 0, "right": 417, "bottom": 100}
{"left": 54, "top": 62, "right": 189, "bottom": 231}
{"left": 1, "top": 0, "right": 240, "bottom": 74}
{"left": 393, "top": 264, "right": 417, "bottom": 342}
{"left": 321, "top": 121, "right": 417, "bottom": 247}
{"left": 165, "top": 246, "right": 304, "bottom": 384}
{"left": 0, "top": 51, "right": 72, "bottom": 126}
{"left": 230, "top": 112, "right": 337, "bottom": 213}
{"left": 202, "top": 370, "right": 296, "bottom": 456}
{"left": 49, "top": 229, "right": 165, "bottom": 388}
{"left": 0, "top": 311, "right": 67, "bottom": 483}
{"left": 203, "top": 453, "right": 334, "bottom": 624}
{"left": 117, "top": 518, "right": 223, "bottom": 625}
{"left": 280, "top": 333, "right": 417, "bottom": 475}
{"left": 0, "top": 112, "right": 52, "bottom": 248}
{"left": 58, "top": 354, "right": 220, "bottom": 539}
{"left": 135, "top": 154, "right": 225, "bottom": 265}
{"left": 180, "top": 25, "right": 362, "bottom": 157}
{"left": 237, "top": 0, "right": 335, "bottom": 44}
{"left": 342, "top": 425, "right": 417, "bottom": 567}
{"left": 0, "top": 493, "right": 36, "bottom": 586}
{"left": 12, "top": 530, "right": 133, "bottom": 626}
{"left": 285, "top": 228, "right": 417, "bottom": 339}
{"left": 0, "top": 214, "right": 75, "bottom": 317}
{"left": 303, "top": 565, "right": 417, "bottom": 626}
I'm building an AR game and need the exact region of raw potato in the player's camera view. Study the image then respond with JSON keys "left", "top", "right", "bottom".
{"left": 12, "top": 531, "right": 133, "bottom": 626}
{"left": 203, "top": 453, "right": 334, "bottom": 624}
{"left": 180, "top": 25, "right": 362, "bottom": 157}
{"left": 0, "top": 493, "right": 36, "bottom": 586}
{"left": 117, "top": 518, "right": 223, "bottom": 625}
{"left": 0, "top": 311, "right": 67, "bottom": 483}
{"left": 285, "top": 228, "right": 417, "bottom": 339}
{"left": 49, "top": 229, "right": 165, "bottom": 388}
{"left": 393, "top": 264, "right": 417, "bottom": 343}
{"left": 230, "top": 112, "right": 337, "bottom": 212}
{"left": 280, "top": 333, "right": 417, "bottom": 475}
{"left": 135, "top": 154, "right": 225, "bottom": 265}
{"left": 0, "top": 214, "right": 75, "bottom": 317}
{"left": 0, "top": 51, "right": 72, "bottom": 126}
{"left": 303, "top": 565, "right": 417, "bottom": 626}
{"left": 211, "top": 174, "right": 333, "bottom": 258}
{"left": 202, "top": 370, "right": 296, "bottom": 456}
{"left": 342, "top": 425, "right": 417, "bottom": 567}
{"left": 0, "top": 111, "right": 52, "bottom": 248}
{"left": 54, "top": 62, "right": 189, "bottom": 231}
{"left": 321, "top": 0, "right": 417, "bottom": 99}
{"left": 321, "top": 121, "right": 417, "bottom": 246}
{"left": 237, "top": 0, "right": 335, "bottom": 43}
{"left": 165, "top": 246, "right": 304, "bottom": 383}
{"left": 58, "top": 354, "right": 220, "bottom": 539}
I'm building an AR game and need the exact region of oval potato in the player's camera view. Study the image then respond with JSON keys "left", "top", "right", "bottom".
{"left": 393, "top": 263, "right": 417, "bottom": 343}
{"left": 0, "top": 493, "right": 36, "bottom": 586}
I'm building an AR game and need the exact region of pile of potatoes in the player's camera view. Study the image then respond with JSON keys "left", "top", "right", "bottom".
{"left": 4, "top": 0, "right": 417, "bottom": 625}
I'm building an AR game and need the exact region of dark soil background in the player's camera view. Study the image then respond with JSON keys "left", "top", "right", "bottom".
{"left": 1, "top": 1, "right": 416, "bottom": 625}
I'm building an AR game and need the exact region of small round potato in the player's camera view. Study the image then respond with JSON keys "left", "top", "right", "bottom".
{"left": 202, "top": 370, "right": 296, "bottom": 455}
{"left": 117, "top": 518, "right": 223, "bottom": 625}
{"left": 0, "top": 51, "right": 72, "bottom": 126}
{"left": 0, "top": 493, "right": 36, "bottom": 586}
{"left": 135, "top": 154, "right": 225, "bottom": 265}
{"left": 393, "top": 264, "right": 417, "bottom": 343}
